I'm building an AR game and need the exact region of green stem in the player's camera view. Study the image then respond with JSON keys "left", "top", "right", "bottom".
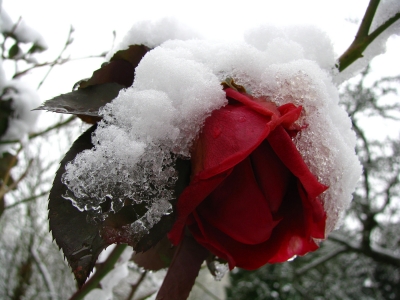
{"left": 355, "top": 0, "right": 380, "bottom": 39}
{"left": 69, "top": 244, "right": 128, "bottom": 300}
{"left": 337, "top": 0, "right": 400, "bottom": 72}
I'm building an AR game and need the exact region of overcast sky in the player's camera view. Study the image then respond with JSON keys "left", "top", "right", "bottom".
{"left": 2, "top": 0, "right": 399, "bottom": 101}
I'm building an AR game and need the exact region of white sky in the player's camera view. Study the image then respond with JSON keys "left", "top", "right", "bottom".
{"left": 2, "top": 0, "right": 399, "bottom": 101}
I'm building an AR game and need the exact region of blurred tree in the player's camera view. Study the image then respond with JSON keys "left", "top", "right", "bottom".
{"left": 0, "top": 5, "right": 90, "bottom": 299}
{"left": 227, "top": 66, "right": 400, "bottom": 300}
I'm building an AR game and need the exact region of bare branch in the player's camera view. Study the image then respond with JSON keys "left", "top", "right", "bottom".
{"left": 37, "top": 25, "right": 74, "bottom": 90}
{"left": 0, "top": 115, "right": 77, "bottom": 145}
{"left": 329, "top": 233, "right": 400, "bottom": 267}
{"left": 0, "top": 158, "right": 33, "bottom": 199}
{"left": 295, "top": 246, "right": 349, "bottom": 275}
{"left": 31, "top": 247, "right": 57, "bottom": 300}
{"left": 5, "top": 190, "right": 50, "bottom": 210}
{"left": 338, "top": 0, "right": 400, "bottom": 72}
{"left": 125, "top": 271, "right": 147, "bottom": 300}
{"left": 69, "top": 244, "right": 128, "bottom": 300}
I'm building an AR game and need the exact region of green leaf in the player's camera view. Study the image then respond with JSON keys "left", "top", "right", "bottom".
{"left": 36, "top": 82, "right": 123, "bottom": 117}
{"left": 49, "top": 125, "right": 107, "bottom": 287}
{"left": 99, "top": 157, "right": 191, "bottom": 252}
{"left": 28, "top": 43, "right": 46, "bottom": 54}
{"left": 0, "top": 99, "right": 13, "bottom": 138}
{"left": 49, "top": 126, "right": 191, "bottom": 286}
{"left": 134, "top": 157, "right": 191, "bottom": 253}
{"left": 37, "top": 45, "right": 150, "bottom": 124}
{"left": 8, "top": 43, "right": 20, "bottom": 59}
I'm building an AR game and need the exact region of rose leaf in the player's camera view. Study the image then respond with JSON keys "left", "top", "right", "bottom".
{"left": 35, "top": 82, "right": 123, "bottom": 118}
{"left": 48, "top": 124, "right": 107, "bottom": 287}
{"left": 78, "top": 44, "right": 150, "bottom": 89}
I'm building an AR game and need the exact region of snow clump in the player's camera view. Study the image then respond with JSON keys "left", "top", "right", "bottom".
{"left": 63, "top": 20, "right": 362, "bottom": 236}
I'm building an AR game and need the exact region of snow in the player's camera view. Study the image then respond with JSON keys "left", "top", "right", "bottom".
{"left": 0, "top": 5, "right": 44, "bottom": 152}
{"left": 0, "top": 7, "right": 48, "bottom": 50}
{"left": 107, "top": 18, "right": 201, "bottom": 60}
{"left": 63, "top": 20, "right": 362, "bottom": 238}
{"left": 0, "top": 80, "right": 41, "bottom": 151}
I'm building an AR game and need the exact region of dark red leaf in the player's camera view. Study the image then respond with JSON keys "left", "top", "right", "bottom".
{"left": 78, "top": 60, "right": 135, "bottom": 88}
{"left": 78, "top": 45, "right": 150, "bottom": 89}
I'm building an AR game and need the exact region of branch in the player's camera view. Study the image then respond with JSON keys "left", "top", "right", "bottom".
{"left": 0, "top": 144, "right": 32, "bottom": 199}
{"left": 12, "top": 54, "right": 106, "bottom": 79}
{"left": 125, "top": 271, "right": 147, "bottom": 300}
{"left": 69, "top": 244, "right": 128, "bottom": 300}
{"left": 337, "top": 0, "right": 400, "bottom": 72}
{"left": 351, "top": 120, "right": 372, "bottom": 202}
{"left": 355, "top": 0, "right": 380, "bottom": 39}
{"left": 37, "top": 25, "right": 74, "bottom": 90}
{"left": 5, "top": 189, "right": 50, "bottom": 210}
{"left": 375, "top": 172, "right": 399, "bottom": 213}
{"left": 295, "top": 246, "right": 348, "bottom": 275}
{"left": 0, "top": 115, "right": 77, "bottom": 145}
{"left": 31, "top": 247, "right": 57, "bottom": 300}
{"left": 329, "top": 233, "right": 400, "bottom": 267}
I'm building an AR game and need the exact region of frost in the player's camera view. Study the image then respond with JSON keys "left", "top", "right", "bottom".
{"left": 63, "top": 23, "right": 361, "bottom": 237}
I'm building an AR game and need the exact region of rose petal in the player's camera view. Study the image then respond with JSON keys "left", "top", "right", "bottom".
{"left": 168, "top": 170, "right": 231, "bottom": 245}
{"left": 225, "top": 88, "right": 280, "bottom": 117}
{"left": 194, "top": 104, "right": 273, "bottom": 180}
{"left": 249, "top": 139, "right": 291, "bottom": 213}
{"left": 169, "top": 90, "right": 327, "bottom": 268}
{"left": 189, "top": 177, "right": 323, "bottom": 269}
{"left": 267, "top": 125, "right": 328, "bottom": 199}
{"left": 196, "top": 156, "right": 280, "bottom": 245}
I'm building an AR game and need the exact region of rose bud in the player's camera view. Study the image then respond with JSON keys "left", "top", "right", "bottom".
{"left": 168, "top": 87, "right": 328, "bottom": 270}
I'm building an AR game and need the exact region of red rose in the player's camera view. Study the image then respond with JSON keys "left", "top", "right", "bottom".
{"left": 168, "top": 87, "right": 328, "bottom": 270}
